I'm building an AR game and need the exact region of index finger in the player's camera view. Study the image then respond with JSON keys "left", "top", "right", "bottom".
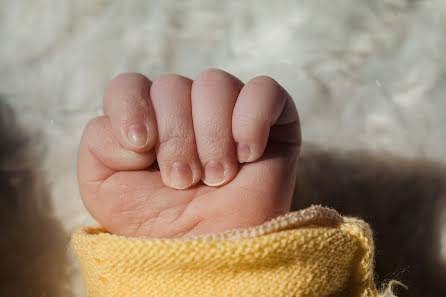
{"left": 103, "top": 72, "right": 158, "bottom": 152}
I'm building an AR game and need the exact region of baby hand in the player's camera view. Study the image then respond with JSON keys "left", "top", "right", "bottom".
{"left": 77, "top": 69, "right": 301, "bottom": 238}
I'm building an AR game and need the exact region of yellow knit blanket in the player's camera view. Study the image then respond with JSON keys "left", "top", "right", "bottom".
{"left": 71, "top": 206, "right": 378, "bottom": 297}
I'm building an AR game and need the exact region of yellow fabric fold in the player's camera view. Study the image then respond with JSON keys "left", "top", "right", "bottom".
{"left": 71, "top": 209, "right": 378, "bottom": 297}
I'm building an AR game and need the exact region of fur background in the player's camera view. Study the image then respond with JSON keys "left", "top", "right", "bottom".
{"left": 0, "top": 0, "right": 445, "bottom": 296}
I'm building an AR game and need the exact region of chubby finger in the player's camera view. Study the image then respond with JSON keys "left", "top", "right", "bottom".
{"left": 103, "top": 72, "right": 158, "bottom": 152}
{"left": 150, "top": 74, "right": 202, "bottom": 189}
{"left": 191, "top": 69, "right": 243, "bottom": 187}
{"left": 232, "top": 76, "right": 300, "bottom": 163}
{"left": 77, "top": 116, "right": 156, "bottom": 202}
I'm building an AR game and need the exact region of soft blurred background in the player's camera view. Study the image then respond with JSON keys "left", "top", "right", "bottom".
{"left": 0, "top": 0, "right": 445, "bottom": 296}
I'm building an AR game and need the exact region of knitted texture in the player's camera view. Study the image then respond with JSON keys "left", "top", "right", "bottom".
{"left": 71, "top": 206, "right": 378, "bottom": 297}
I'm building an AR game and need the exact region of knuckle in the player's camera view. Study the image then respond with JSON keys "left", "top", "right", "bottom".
{"left": 196, "top": 68, "right": 226, "bottom": 79}
{"left": 84, "top": 116, "right": 106, "bottom": 134}
{"left": 194, "top": 68, "right": 239, "bottom": 88}
{"left": 104, "top": 73, "right": 151, "bottom": 115}
{"left": 111, "top": 72, "right": 148, "bottom": 83}
{"left": 158, "top": 132, "right": 195, "bottom": 156}
{"left": 106, "top": 72, "right": 151, "bottom": 96}
{"left": 247, "top": 75, "right": 281, "bottom": 91}
{"left": 232, "top": 112, "right": 269, "bottom": 140}
{"left": 151, "top": 74, "right": 191, "bottom": 95}
{"left": 233, "top": 107, "right": 270, "bottom": 127}
{"left": 234, "top": 111, "right": 261, "bottom": 124}
{"left": 82, "top": 116, "right": 118, "bottom": 149}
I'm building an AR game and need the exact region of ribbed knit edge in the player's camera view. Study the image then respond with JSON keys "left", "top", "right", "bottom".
{"left": 72, "top": 206, "right": 379, "bottom": 297}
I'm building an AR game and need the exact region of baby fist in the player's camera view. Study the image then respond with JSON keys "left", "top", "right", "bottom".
{"left": 77, "top": 69, "right": 301, "bottom": 238}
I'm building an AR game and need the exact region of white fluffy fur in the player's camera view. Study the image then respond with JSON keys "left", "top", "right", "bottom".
{"left": 0, "top": 0, "right": 445, "bottom": 296}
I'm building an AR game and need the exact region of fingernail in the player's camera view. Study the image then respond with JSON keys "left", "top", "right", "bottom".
{"left": 237, "top": 143, "right": 251, "bottom": 163}
{"left": 203, "top": 160, "right": 226, "bottom": 186}
{"left": 127, "top": 124, "right": 148, "bottom": 148}
{"left": 170, "top": 162, "right": 193, "bottom": 189}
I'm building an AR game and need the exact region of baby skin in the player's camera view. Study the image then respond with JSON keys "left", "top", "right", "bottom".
{"left": 77, "top": 69, "right": 301, "bottom": 238}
